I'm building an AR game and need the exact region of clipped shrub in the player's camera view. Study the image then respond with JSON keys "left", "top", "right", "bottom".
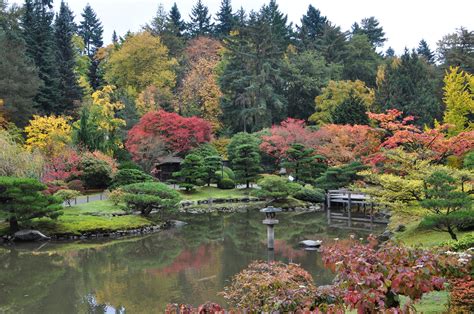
{"left": 218, "top": 178, "right": 235, "bottom": 189}
{"left": 54, "top": 189, "right": 81, "bottom": 206}
{"left": 442, "top": 234, "right": 474, "bottom": 251}
{"left": 221, "top": 261, "right": 317, "bottom": 312}
{"left": 108, "top": 188, "right": 125, "bottom": 206}
{"left": 66, "top": 179, "right": 85, "bottom": 192}
{"left": 293, "top": 186, "right": 325, "bottom": 203}
{"left": 44, "top": 180, "right": 68, "bottom": 195}
{"left": 110, "top": 168, "right": 154, "bottom": 189}
{"left": 79, "top": 155, "right": 113, "bottom": 189}
{"left": 253, "top": 175, "right": 302, "bottom": 201}
{"left": 121, "top": 182, "right": 182, "bottom": 216}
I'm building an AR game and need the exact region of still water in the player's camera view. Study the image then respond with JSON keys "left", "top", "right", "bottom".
{"left": 0, "top": 211, "right": 381, "bottom": 313}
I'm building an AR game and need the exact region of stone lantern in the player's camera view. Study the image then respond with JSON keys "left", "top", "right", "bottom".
{"left": 260, "top": 206, "right": 282, "bottom": 250}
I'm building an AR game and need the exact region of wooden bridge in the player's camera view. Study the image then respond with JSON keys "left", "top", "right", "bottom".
{"left": 326, "top": 190, "right": 389, "bottom": 227}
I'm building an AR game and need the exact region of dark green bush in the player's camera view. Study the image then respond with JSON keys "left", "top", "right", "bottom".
{"left": 110, "top": 169, "right": 154, "bottom": 189}
{"left": 293, "top": 187, "right": 325, "bottom": 203}
{"left": 252, "top": 175, "right": 302, "bottom": 200}
{"left": 79, "top": 156, "right": 113, "bottom": 189}
{"left": 118, "top": 160, "right": 142, "bottom": 171}
{"left": 442, "top": 234, "right": 474, "bottom": 251}
{"left": 121, "top": 182, "right": 182, "bottom": 216}
{"left": 218, "top": 178, "right": 235, "bottom": 189}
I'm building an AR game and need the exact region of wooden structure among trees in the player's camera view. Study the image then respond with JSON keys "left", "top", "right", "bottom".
{"left": 152, "top": 156, "right": 183, "bottom": 182}
{"left": 326, "top": 190, "right": 389, "bottom": 227}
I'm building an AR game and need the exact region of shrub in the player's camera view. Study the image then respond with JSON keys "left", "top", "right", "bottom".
{"left": 215, "top": 166, "right": 235, "bottom": 181}
{"left": 121, "top": 182, "right": 182, "bottom": 217}
{"left": 44, "top": 180, "right": 68, "bottom": 195}
{"left": 54, "top": 189, "right": 81, "bottom": 206}
{"left": 118, "top": 160, "right": 142, "bottom": 171}
{"left": 66, "top": 179, "right": 84, "bottom": 192}
{"left": 110, "top": 169, "right": 154, "bottom": 189}
{"left": 217, "top": 178, "right": 235, "bottom": 189}
{"left": 108, "top": 188, "right": 125, "bottom": 206}
{"left": 79, "top": 155, "right": 113, "bottom": 189}
{"left": 442, "top": 234, "right": 474, "bottom": 251}
{"left": 449, "top": 276, "right": 474, "bottom": 312}
{"left": 0, "top": 177, "right": 63, "bottom": 232}
{"left": 221, "top": 261, "right": 317, "bottom": 312}
{"left": 253, "top": 175, "right": 302, "bottom": 201}
{"left": 293, "top": 186, "right": 325, "bottom": 203}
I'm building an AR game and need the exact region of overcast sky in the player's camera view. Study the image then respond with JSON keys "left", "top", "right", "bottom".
{"left": 9, "top": 0, "right": 474, "bottom": 54}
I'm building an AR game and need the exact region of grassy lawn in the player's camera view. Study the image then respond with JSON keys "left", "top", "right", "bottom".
{"left": 0, "top": 200, "right": 153, "bottom": 236}
{"left": 179, "top": 186, "right": 253, "bottom": 201}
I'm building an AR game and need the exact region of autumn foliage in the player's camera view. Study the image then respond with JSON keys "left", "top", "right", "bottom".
{"left": 126, "top": 110, "right": 212, "bottom": 164}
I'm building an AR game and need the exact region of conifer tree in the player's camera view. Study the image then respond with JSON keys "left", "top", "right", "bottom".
{"left": 188, "top": 0, "right": 213, "bottom": 37}
{"left": 343, "top": 34, "right": 381, "bottom": 87}
{"left": 22, "top": 0, "right": 61, "bottom": 114}
{"left": 215, "top": 0, "right": 235, "bottom": 38}
{"left": 318, "top": 23, "right": 348, "bottom": 63}
{"left": 228, "top": 133, "right": 262, "bottom": 188}
{"left": 332, "top": 90, "right": 370, "bottom": 125}
{"left": 174, "top": 153, "right": 205, "bottom": 191}
{"left": 385, "top": 47, "right": 395, "bottom": 57}
{"left": 54, "top": 0, "right": 82, "bottom": 115}
{"left": 297, "top": 5, "right": 327, "bottom": 50}
{"left": 167, "top": 2, "right": 185, "bottom": 37}
{"left": 78, "top": 4, "right": 103, "bottom": 89}
{"left": 282, "top": 143, "right": 326, "bottom": 183}
{"left": 353, "top": 16, "right": 386, "bottom": 48}
{"left": 417, "top": 39, "right": 435, "bottom": 64}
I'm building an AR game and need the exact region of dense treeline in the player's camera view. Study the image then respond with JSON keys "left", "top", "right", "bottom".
{"left": 0, "top": 0, "right": 473, "bottom": 135}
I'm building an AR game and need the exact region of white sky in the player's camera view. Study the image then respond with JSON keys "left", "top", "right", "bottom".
{"left": 9, "top": 0, "right": 474, "bottom": 54}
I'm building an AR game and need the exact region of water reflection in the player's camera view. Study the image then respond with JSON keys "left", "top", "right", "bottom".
{"left": 0, "top": 211, "right": 382, "bottom": 313}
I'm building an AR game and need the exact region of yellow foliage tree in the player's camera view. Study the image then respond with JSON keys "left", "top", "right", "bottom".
{"left": 24, "top": 115, "right": 72, "bottom": 157}
{"left": 211, "top": 137, "right": 231, "bottom": 159}
{"left": 104, "top": 32, "right": 177, "bottom": 96}
{"left": 443, "top": 66, "right": 474, "bottom": 136}
{"left": 309, "top": 80, "right": 374, "bottom": 125}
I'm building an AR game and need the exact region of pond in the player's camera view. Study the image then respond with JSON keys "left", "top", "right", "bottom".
{"left": 0, "top": 210, "right": 383, "bottom": 313}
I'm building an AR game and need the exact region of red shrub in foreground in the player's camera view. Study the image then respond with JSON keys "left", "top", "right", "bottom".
{"left": 449, "top": 276, "right": 474, "bottom": 312}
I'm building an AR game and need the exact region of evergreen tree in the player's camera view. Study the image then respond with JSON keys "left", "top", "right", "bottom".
{"left": 174, "top": 153, "right": 205, "bottom": 191}
{"left": 437, "top": 27, "right": 474, "bottom": 73}
{"left": 234, "top": 6, "right": 246, "bottom": 28}
{"left": 314, "top": 162, "right": 367, "bottom": 190}
{"left": 343, "top": 34, "right": 381, "bottom": 87}
{"left": 332, "top": 90, "right": 370, "bottom": 125}
{"left": 353, "top": 16, "right": 386, "bottom": 48}
{"left": 215, "top": 0, "right": 235, "bottom": 38}
{"left": 54, "top": 0, "right": 82, "bottom": 115}
{"left": 78, "top": 4, "right": 103, "bottom": 89}
{"left": 147, "top": 3, "right": 167, "bottom": 35}
{"left": 188, "top": 0, "right": 213, "bottom": 37}
{"left": 385, "top": 46, "right": 395, "bottom": 57}
{"left": 282, "top": 143, "right": 326, "bottom": 184}
{"left": 228, "top": 133, "right": 262, "bottom": 188}
{"left": 220, "top": 1, "right": 291, "bottom": 132}
{"left": 297, "top": 4, "right": 327, "bottom": 50}
{"left": 111, "top": 30, "right": 118, "bottom": 44}
{"left": 376, "top": 49, "right": 442, "bottom": 126}
{"left": 0, "top": 1, "right": 41, "bottom": 126}
{"left": 22, "top": 0, "right": 61, "bottom": 114}
{"left": 417, "top": 39, "right": 435, "bottom": 64}
{"left": 167, "top": 2, "right": 185, "bottom": 36}
{"left": 203, "top": 155, "right": 222, "bottom": 186}
{"left": 318, "top": 23, "right": 348, "bottom": 63}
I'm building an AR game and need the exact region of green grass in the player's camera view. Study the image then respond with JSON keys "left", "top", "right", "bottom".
{"left": 1, "top": 200, "right": 153, "bottom": 236}
{"left": 179, "top": 186, "right": 252, "bottom": 201}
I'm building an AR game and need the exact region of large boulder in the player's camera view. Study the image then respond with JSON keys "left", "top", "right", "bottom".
{"left": 14, "top": 230, "right": 50, "bottom": 242}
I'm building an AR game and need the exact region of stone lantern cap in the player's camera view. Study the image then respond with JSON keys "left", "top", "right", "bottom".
{"left": 260, "top": 206, "right": 282, "bottom": 214}
{"left": 261, "top": 206, "right": 282, "bottom": 225}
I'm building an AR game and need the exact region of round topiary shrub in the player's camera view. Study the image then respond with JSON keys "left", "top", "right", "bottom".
{"left": 218, "top": 178, "right": 235, "bottom": 189}
{"left": 110, "top": 168, "right": 154, "bottom": 189}
{"left": 293, "top": 187, "right": 325, "bottom": 203}
{"left": 221, "top": 261, "right": 316, "bottom": 312}
{"left": 79, "top": 156, "right": 113, "bottom": 189}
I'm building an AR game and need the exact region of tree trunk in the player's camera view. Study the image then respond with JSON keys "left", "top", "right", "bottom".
{"left": 447, "top": 225, "right": 458, "bottom": 241}
{"left": 9, "top": 217, "right": 19, "bottom": 233}
{"left": 246, "top": 180, "right": 250, "bottom": 189}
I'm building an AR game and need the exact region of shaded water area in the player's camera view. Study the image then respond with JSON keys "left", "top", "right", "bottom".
{"left": 0, "top": 210, "right": 383, "bottom": 313}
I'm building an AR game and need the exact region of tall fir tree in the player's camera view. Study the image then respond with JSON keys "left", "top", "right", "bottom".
{"left": 318, "top": 23, "right": 348, "bottom": 63}
{"left": 343, "top": 34, "right": 381, "bottom": 87}
{"left": 353, "top": 17, "right": 386, "bottom": 48}
{"left": 0, "top": 1, "right": 41, "bottom": 126}
{"left": 78, "top": 4, "right": 103, "bottom": 89}
{"left": 297, "top": 5, "right": 327, "bottom": 50}
{"left": 54, "top": 0, "right": 82, "bottom": 115}
{"left": 214, "top": 0, "right": 235, "bottom": 38}
{"left": 437, "top": 27, "right": 474, "bottom": 73}
{"left": 22, "top": 0, "right": 61, "bottom": 115}
{"left": 417, "top": 39, "right": 435, "bottom": 64}
{"left": 220, "top": 0, "right": 291, "bottom": 132}
{"left": 188, "top": 0, "right": 213, "bottom": 37}
{"left": 167, "top": 2, "right": 185, "bottom": 37}
{"left": 375, "top": 49, "right": 442, "bottom": 126}
{"left": 385, "top": 46, "right": 395, "bottom": 58}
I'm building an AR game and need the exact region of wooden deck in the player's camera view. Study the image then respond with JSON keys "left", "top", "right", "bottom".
{"left": 326, "top": 190, "right": 388, "bottom": 227}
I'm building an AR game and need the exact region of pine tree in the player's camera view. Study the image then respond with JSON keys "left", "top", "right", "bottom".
{"left": 54, "top": 0, "right": 82, "bottom": 115}
{"left": 111, "top": 30, "right": 118, "bottom": 44}
{"left": 146, "top": 3, "right": 167, "bottom": 35}
{"left": 174, "top": 153, "right": 205, "bottom": 191}
{"left": 318, "top": 22, "right": 348, "bottom": 63}
{"left": 22, "top": 0, "right": 61, "bottom": 115}
{"left": 437, "top": 27, "right": 474, "bottom": 73}
{"left": 188, "top": 0, "right": 213, "bottom": 37}
{"left": 343, "top": 34, "right": 381, "bottom": 87}
{"left": 214, "top": 0, "right": 235, "bottom": 38}
{"left": 78, "top": 4, "right": 103, "bottom": 89}
{"left": 297, "top": 4, "right": 327, "bottom": 50}
{"left": 332, "top": 90, "right": 370, "bottom": 125}
{"left": 167, "top": 2, "right": 185, "bottom": 37}
{"left": 376, "top": 49, "right": 442, "bottom": 126}
{"left": 228, "top": 133, "right": 262, "bottom": 188}
{"left": 353, "top": 17, "right": 386, "bottom": 48}
{"left": 417, "top": 39, "right": 435, "bottom": 64}
{"left": 282, "top": 143, "right": 327, "bottom": 183}
{"left": 385, "top": 46, "right": 395, "bottom": 57}
{"left": 0, "top": 2, "right": 41, "bottom": 127}
{"left": 315, "top": 162, "right": 367, "bottom": 190}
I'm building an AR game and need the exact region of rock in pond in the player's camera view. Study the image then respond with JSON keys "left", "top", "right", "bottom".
{"left": 169, "top": 220, "right": 188, "bottom": 228}
{"left": 14, "top": 230, "right": 50, "bottom": 242}
{"left": 299, "top": 240, "right": 322, "bottom": 247}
